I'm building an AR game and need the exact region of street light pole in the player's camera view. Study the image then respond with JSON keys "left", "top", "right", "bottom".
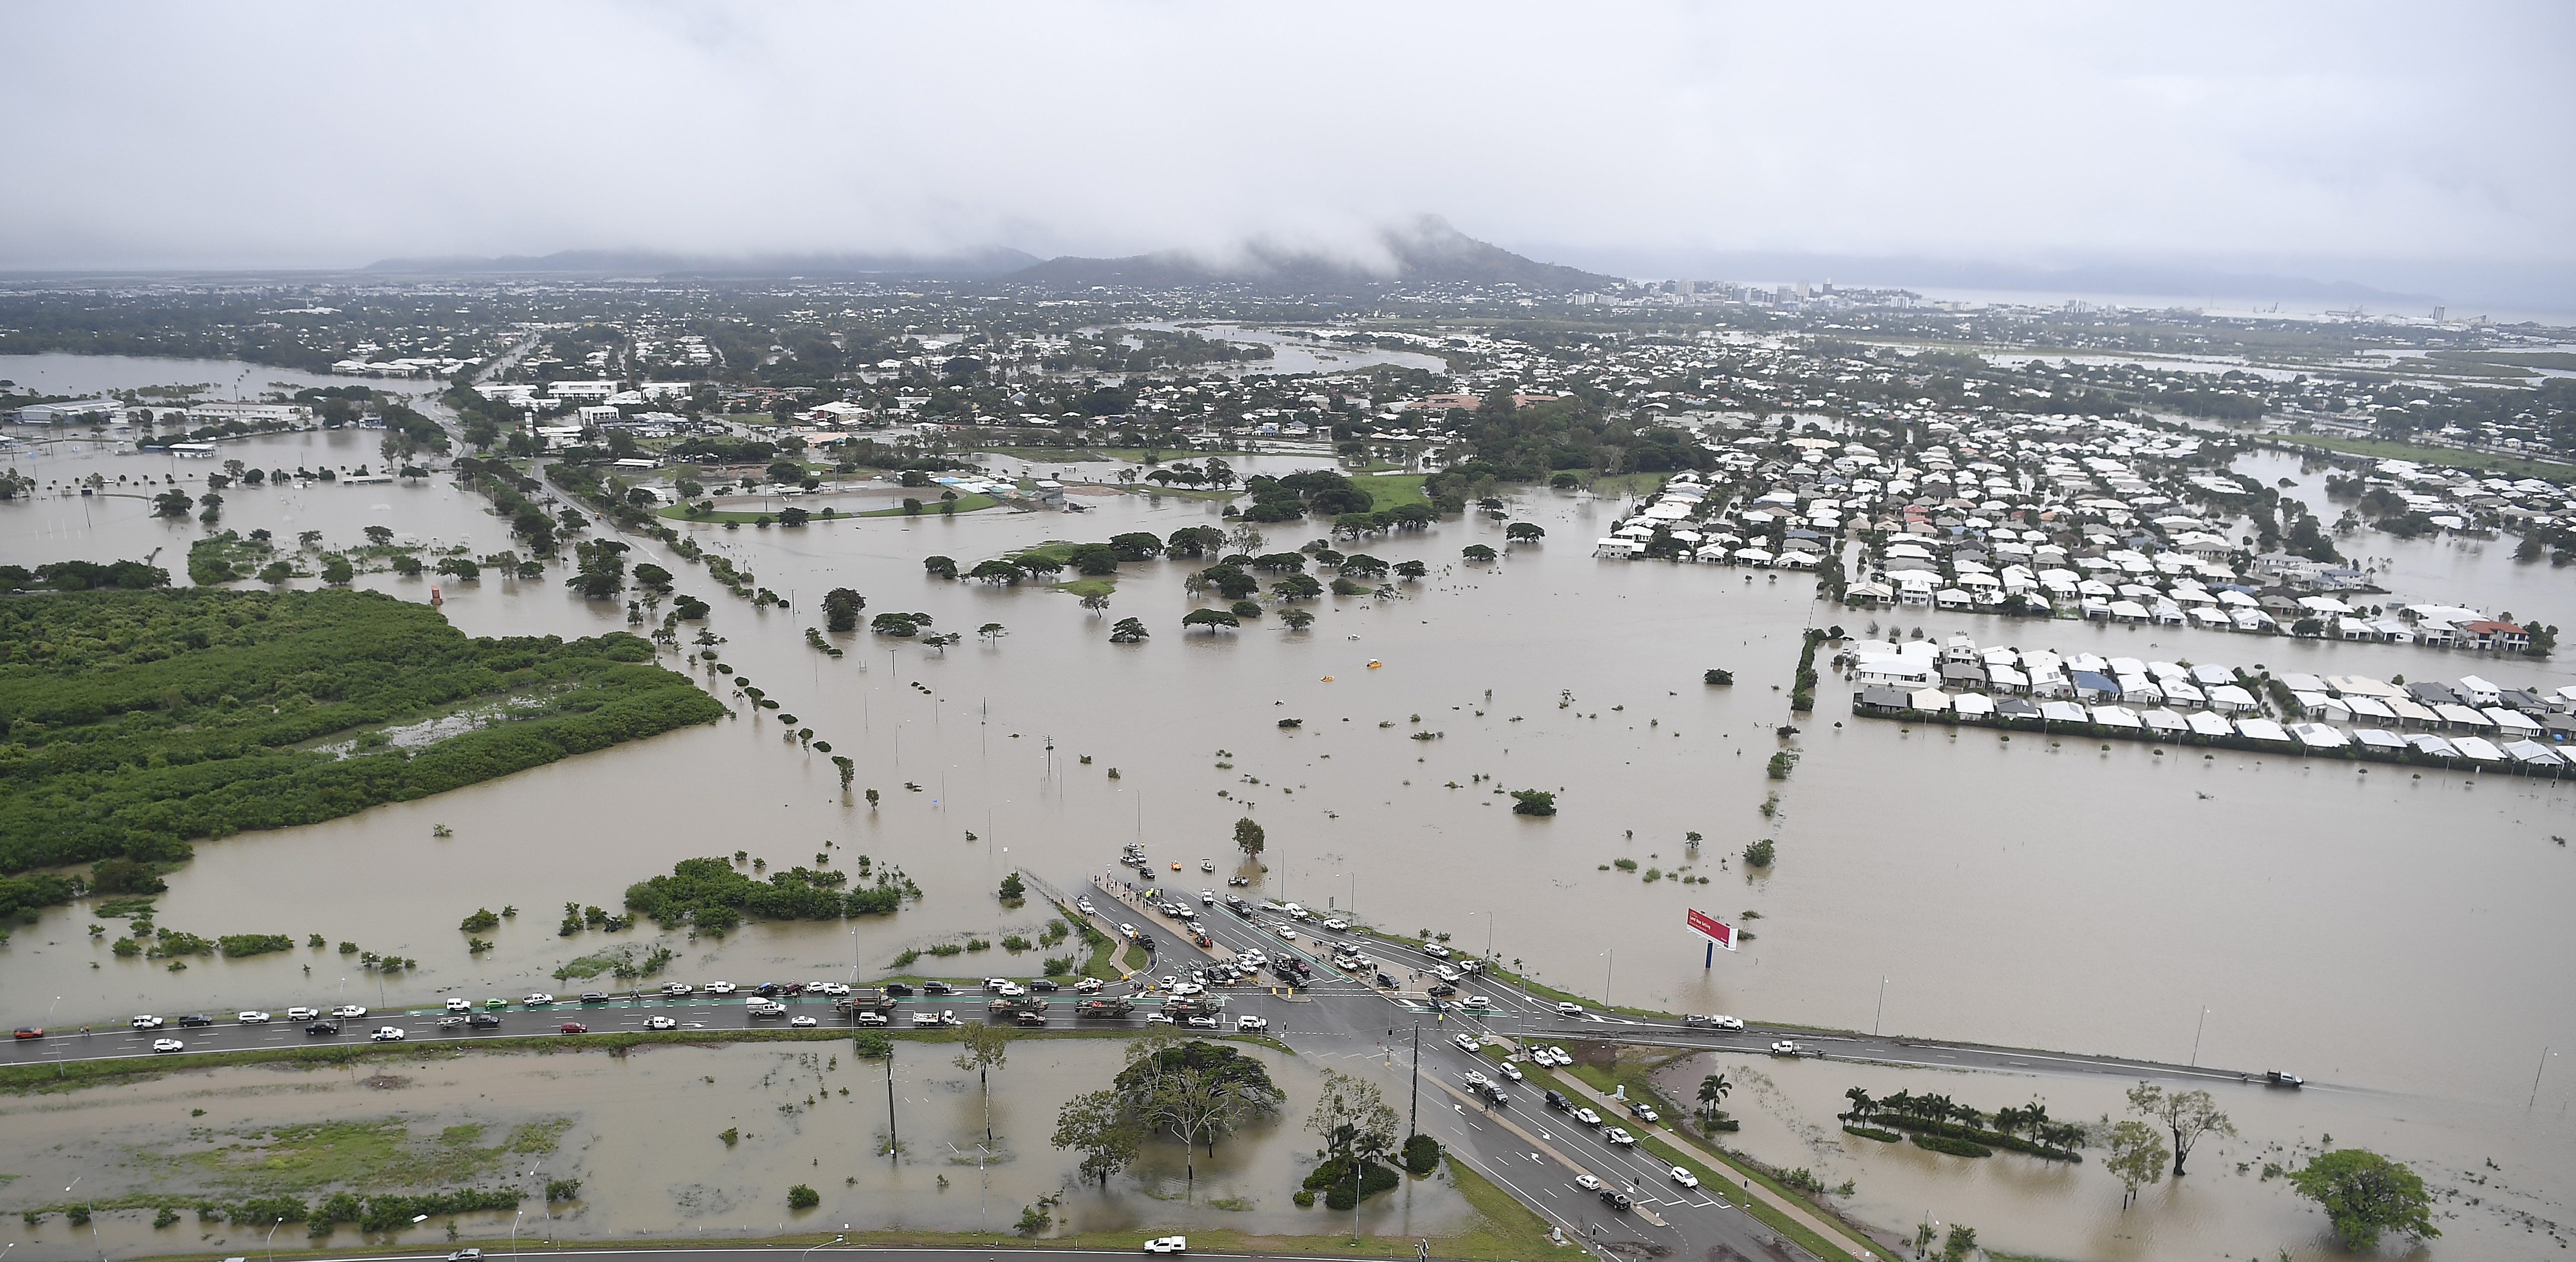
{"left": 2190, "top": 1006, "right": 2209, "bottom": 1067}
{"left": 1874, "top": 978, "right": 1888, "bottom": 1037}
{"left": 801, "top": 1234, "right": 844, "bottom": 1262}
{"left": 886, "top": 1048, "right": 899, "bottom": 1163}
{"left": 268, "top": 1217, "right": 283, "bottom": 1261}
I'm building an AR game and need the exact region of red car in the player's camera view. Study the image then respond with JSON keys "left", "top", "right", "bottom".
{"left": 557, "top": 1022, "right": 587, "bottom": 1034}
{"left": 11, "top": 1027, "right": 40, "bottom": 1039}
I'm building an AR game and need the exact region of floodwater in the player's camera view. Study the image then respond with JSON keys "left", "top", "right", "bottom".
{"left": 0, "top": 352, "right": 446, "bottom": 407}
{"left": 1127, "top": 323, "right": 1450, "bottom": 378}
{"left": 0, "top": 1039, "right": 1465, "bottom": 1261}
{"left": 5, "top": 357, "right": 2575, "bottom": 1257}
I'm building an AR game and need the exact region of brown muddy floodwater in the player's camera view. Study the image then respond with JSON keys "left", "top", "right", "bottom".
{"left": 0, "top": 1039, "right": 1467, "bottom": 1261}
{"left": 5, "top": 363, "right": 2575, "bottom": 1258}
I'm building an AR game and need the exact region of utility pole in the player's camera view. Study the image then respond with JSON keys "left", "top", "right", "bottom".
{"left": 1408, "top": 1022, "right": 1421, "bottom": 1137}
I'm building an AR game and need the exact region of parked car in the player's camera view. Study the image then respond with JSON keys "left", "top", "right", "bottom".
{"left": 1669, "top": 1167, "right": 1699, "bottom": 1189}
{"left": 1376, "top": 972, "right": 1398, "bottom": 989}
{"left": 1183, "top": 1015, "right": 1219, "bottom": 1028}
{"left": 1630, "top": 1104, "right": 1660, "bottom": 1123}
{"left": 237, "top": 1010, "right": 271, "bottom": 1024}
{"left": 446, "top": 998, "right": 472, "bottom": 1012}
{"left": 661, "top": 983, "right": 694, "bottom": 996}
{"left": 1427, "top": 983, "right": 1458, "bottom": 998}
{"left": 152, "top": 1037, "right": 185, "bottom": 1053}
{"left": 179, "top": 1013, "right": 215, "bottom": 1027}
{"left": 1497, "top": 1061, "right": 1524, "bottom": 1081}
{"left": 705, "top": 981, "right": 737, "bottom": 995}
{"left": 1072, "top": 979, "right": 1103, "bottom": 995}
{"left": 558, "top": 1022, "right": 587, "bottom": 1034}
{"left": 1143, "top": 1237, "right": 1188, "bottom": 1255}
{"left": 331, "top": 1005, "right": 367, "bottom": 1018}
{"left": 370, "top": 1027, "right": 407, "bottom": 1042}
{"left": 131, "top": 1015, "right": 164, "bottom": 1030}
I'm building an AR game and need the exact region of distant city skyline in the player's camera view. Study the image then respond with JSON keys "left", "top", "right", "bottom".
{"left": 3, "top": 2, "right": 2570, "bottom": 308}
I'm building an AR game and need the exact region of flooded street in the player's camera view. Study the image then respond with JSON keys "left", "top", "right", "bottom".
{"left": 6, "top": 358, "right": 2575, "bottom": 1257}
{"left": 0, "top": 1039, "right": 1464, "bottom": 1261}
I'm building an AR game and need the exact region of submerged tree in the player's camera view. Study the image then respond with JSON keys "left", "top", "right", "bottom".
{"left": 2125, "top": 1082, "right": 2234, "bottom": 1177}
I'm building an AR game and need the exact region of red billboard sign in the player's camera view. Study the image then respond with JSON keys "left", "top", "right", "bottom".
{"left": 1685, "top": 908, "right": 1735, "bottom": 951}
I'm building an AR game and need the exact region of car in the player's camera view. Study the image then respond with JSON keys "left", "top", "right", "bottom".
{"left": 1548, "top": 1045, "right": 1571, "bottom": 1063}
{"left": 1686, "top": 1013, "right": 1744, "bottom": 1030}
{"left": 1235, "top": 1015, "right": 1269, "bottom": 1032}
{"left": 1145, "top": 1012, "right": 1176, "bottom": 1025}
{"left": 923, "top": 981, "right": 955, "bottom": 997}
{"left": 705, "top": 981, "right": 737, "bottom": 995}
{"left": 558, "top": 1022, "right": 587, "bottom": 1034}
{"left": 1545, "top": 1090, "right": 1571, "bottom": 1110}
{"left": 1462, "top": 1069, "right": 1490, "bottom": 1089}
{"left": 1460, "top": 994, "right": 1494, "bottom": 1010}
{"left": 1273, "top": 925, "right": 1297, "bottom": 941}
{"left": 579, "top": 992, "right": 609, "bottom": 1005}
{"left": 1376, "top": 972, "right": 1398, "bottom": 989}
{"left": 469, "top": 1013, "right": 503, "bottom": 1029}
{"left": 816, "top": 983, "right": 850, "bottom": 997}
{"left": 485, "top": 998, "right": 508, "bottom": 1010}
{"left": 1199, "top": 890, "right": 1216, "bottom": 904}
{"left": 1119, "top": 923, "right": 1138, "bottom": 938}
{"left": 151, "top": 1037, "right": 185, "bottom": 1053}
{"left": 1605, "top": 1127, "right": 1636, "bottom": 1147}
{"left": 179, "top": 1013, "right": 215, "bottom": 1027}
{"left": 1183, "top": 1015, "right": 1219, "bottom": 1028}
{"left": 883, "top": 983, "right": 914, "bottom": 997}
{"left": 854, "top": 1011, "right": 888, "bottom": 1027}
{"left": 1457, "top": 958, "right": 1486, "bottom": 973}
{"left": 996, "top": 983, "right": 1027, "bottom": 998}
{"left": 285, "top": 1007, "right": 320, "bottom": 1022}
{"left": 330, "top": 1005, "right": 367, "bottom": 1019}
{"left": 296, "top": 1017, "right": 338, "bottom": 1036}
{"left": 370, "top": 1026, "right": 407, "bottom": 1042}
{"left": 1573, "top": 1107, "right": 1601, "bottom": 1127}
{"left": 238, "top": 1010, "right": 271, "bottom": 1024}
{"left": 1769, "top": 1040, "right": 1801, "bottom": 1056}
{"left": 984, "top": 977, "right": 1012, "bottom": 991}
{"left": 1574, "top": 1173, "right": 1603, "bottom": 1191}
{"left": 1427, "top": 983, "right": 1457, "bottom": 998}
{"left": 523, "top": 994, "right": 554, "bottom": 1007}
{"left": 1143, "top": 1237, "right": 1188, "bottom": 1255}
{"left": 1076, "top": 898, "right": 1095, "bottom": 914}
{"left": 1555, "top": 1002, "right": 1584, "bottom": 1017}
{"left": 790, "top": 1015, "right": 819, "bottom": 1028}
{"left": 1482, "top": 1083, "right": 1511, "bottom": 1107}
{"left": 635, "top": 1015, "right": 676, "bottom": 1031}
{"left": 445, "top": 998, "right": 471, "bottom": 1012}
{"left": 131, "top": 1015, "right": 165, "bottom": 1030}
{"left": 437, "top": 1016, "right": 469, "bottom": 1029}
{"left": 1421, "top": 943, "right": 1451, "bottom": 959}
{"left": 1670, "top": 1167, "right": 1699, "bottom": 1189}
{"left": 2266, "top": 1071, "right": 2306, "bottom": 1088}
{"left": 449, "top": 1250, "right": 484, "bottom": 1262}
{"left": 1169, "top": 982, "right": 1203, "bottom": 997}
{"left": 1030, "top": 979, "right": 1060, "bottom": 993}
{"left": 1072, "top": 979, "right": 1103, "bottom": 995}
{"left": 1453, "top": 1033, "right": 1483, "bottom": 1054}
{"left": 1631, "top": 1104, "right": 1660, "bottom": 1123}
{"left": 1498, "top": 1061, "right": 1524, "bottom": 1081}
{"left": 1319, "top": 918, "right": 1348, "bottom": 931}
{"left": 1435, "top": 966, "right": 1463, "bottom": 984}
{"left": 777, "top": 983, "right": 807, "bottom": 997}
{"left": 1598, "top": 1190, "right": 1632, "bottom": 1212}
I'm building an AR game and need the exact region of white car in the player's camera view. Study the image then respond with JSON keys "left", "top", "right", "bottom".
{"left": 1555, "top": 1002, "right": 1585, "bottom": 1017}
{"left": 1145, "top": 1012, "right": 1176, "bottom": 1025}
{"left": 1235, "top": 1015, "right": 1269, "bottom": 1032}
{"left": 1199, "top": 890, "right": 1216, "bottom": 904}
{"left": 1498, "top": 1061, "right": 1524, "bottom": 1081}
{"left": 445, "top": 998, "right": 471, "bottom": 1012}
{"left": 1574, "top": 1174, "right": 1603, "bottom": 1192}
{"left": 332, "top": 1005, "right": 367, "bottom": 1019}
{"left": 1461, "top": 995, "right": 1493, "bottom": 1010}
{"left": 661, "top": 983, "right": 694, "bottom": 996}
{"left": 996, "top": 983, "right": 1027, "bottom": 998}
{"left": 1077, "top": 899, "right": 1095, "bottom": 914}
{"left": 131, "top": 1015, "right": 164, "bottom": 1030}
{"left": 1548, "top": 1045, "right": 1571, "bottom": 1063}
{"left": 1421, "top": 943, "right": 1451, "bottom": 959}
{"left": 1688, "top": 1013, "right": 1746, "bottom": 1031}
{"left": 1073, "top": 978, "right": 1104, "bottom": 995}
{"left": 1183, "top": 1015, "right": 1219, "bottom": 1028}
{"left": 1143, "top": 1237, "right": 1187, "bottom": 1255}
{"left": 237, "top": 1010, "right": 271, "bottom": 1024}
{"left": 370, "top": 1026, "right": 407, "bottom": 1042}
{"left": 436, "top": 1016, "right": 468, "bottom": 1029}
{"left": 1605, "top": 1127, "right": 1636, "bottom": 1147}
{"left": 1169, "top": 982, "right": 1203, "bottom": 997}
{"left": 789, "top": 1015, "right": 818, "bottom": 1028}
{"left": 644, "top": 1015, "right": 679, "bottom": 1030}
{"left": 1453, "top": 1033, "right": 1483, "bottom": 1054}
{"left": 523, "top": 993, "right": 555, "bottom": 1007}
{"left": 1573, "top": 1107, "right": 1601, "bottom": 1127}
{"left": 1435, "top": 966, "right": 1463, "bottom": 984}
{"left": 1669, "top": 1167, "right": 1699, "bottom": 1189}
{"left": 285, "top": 1007, "right": 320, "bottom": 1022}
{"left": 1770, "top": 1039, "right": 1801, "bottom": 1056}
{"left": 1273, "top": 925, "right": 1297, "bottom": 940}
{"left": 152, "top": 1037, "right": 185, "bottom": 1053}
{"left": 817, "top": 982, "right": 850, "bottom": 997}
{"left": 1320, "top": 918, "right": 1348, "bottom": 931}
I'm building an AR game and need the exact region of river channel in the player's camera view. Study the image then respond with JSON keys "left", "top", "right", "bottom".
{"left": 3, "top": 357, "right": 2572, "bottom": 1259}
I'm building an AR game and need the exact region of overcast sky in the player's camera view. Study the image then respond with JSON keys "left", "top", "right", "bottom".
{"left": 5, "top": 2, "right": 2571, "bottom": 300}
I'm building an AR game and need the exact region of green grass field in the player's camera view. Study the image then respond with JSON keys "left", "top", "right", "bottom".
{"left": 2270, "top": 435, "right": 2576, "bottom": 481}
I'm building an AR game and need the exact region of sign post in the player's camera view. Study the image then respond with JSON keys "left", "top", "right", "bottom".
{"left": 1685, "top": 909, "right": 1736, "bottom": 968}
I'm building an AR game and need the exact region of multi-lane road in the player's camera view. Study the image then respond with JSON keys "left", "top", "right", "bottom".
{"left": 8, "top": 869, "right": 2314, "bottom": 1262}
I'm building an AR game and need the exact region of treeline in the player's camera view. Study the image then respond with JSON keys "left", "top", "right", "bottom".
{"left": 0, "top": 558, "right": 172, "bottom": 591}
{"left": 0, "top": 589, "right": 724, "bottom": 873}
{"left": 622, "top": 855, "right": 920, "bottom": 932}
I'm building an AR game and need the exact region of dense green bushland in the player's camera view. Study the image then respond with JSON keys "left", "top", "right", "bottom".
{"left": 623, "top": 855, "right": 921, "bottom": 933}
{"left": 0, "top": 589, "right": 723, "bottom": 873}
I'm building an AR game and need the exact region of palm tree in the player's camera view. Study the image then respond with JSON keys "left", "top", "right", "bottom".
{"left": 1842, "top": 1087, "right": 1876, "bottom": 1126}
{"left": 1697, "top": 1073, "right": 1732, "bottom": 1122}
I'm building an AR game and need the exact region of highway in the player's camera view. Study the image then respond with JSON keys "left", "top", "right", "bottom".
{"left": 7, "top": 867, "right": 2317, "bottom": 1262}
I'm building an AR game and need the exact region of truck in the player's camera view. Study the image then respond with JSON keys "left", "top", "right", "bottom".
{"left": 1076, "top": 998, "right": 1138, "bottom": 1019}
{"left": 1164, "top": 995, "right": 1227, "bottom": 1017}
{"left": 834, "top": 989, "right": 899, "bottom": 1017}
